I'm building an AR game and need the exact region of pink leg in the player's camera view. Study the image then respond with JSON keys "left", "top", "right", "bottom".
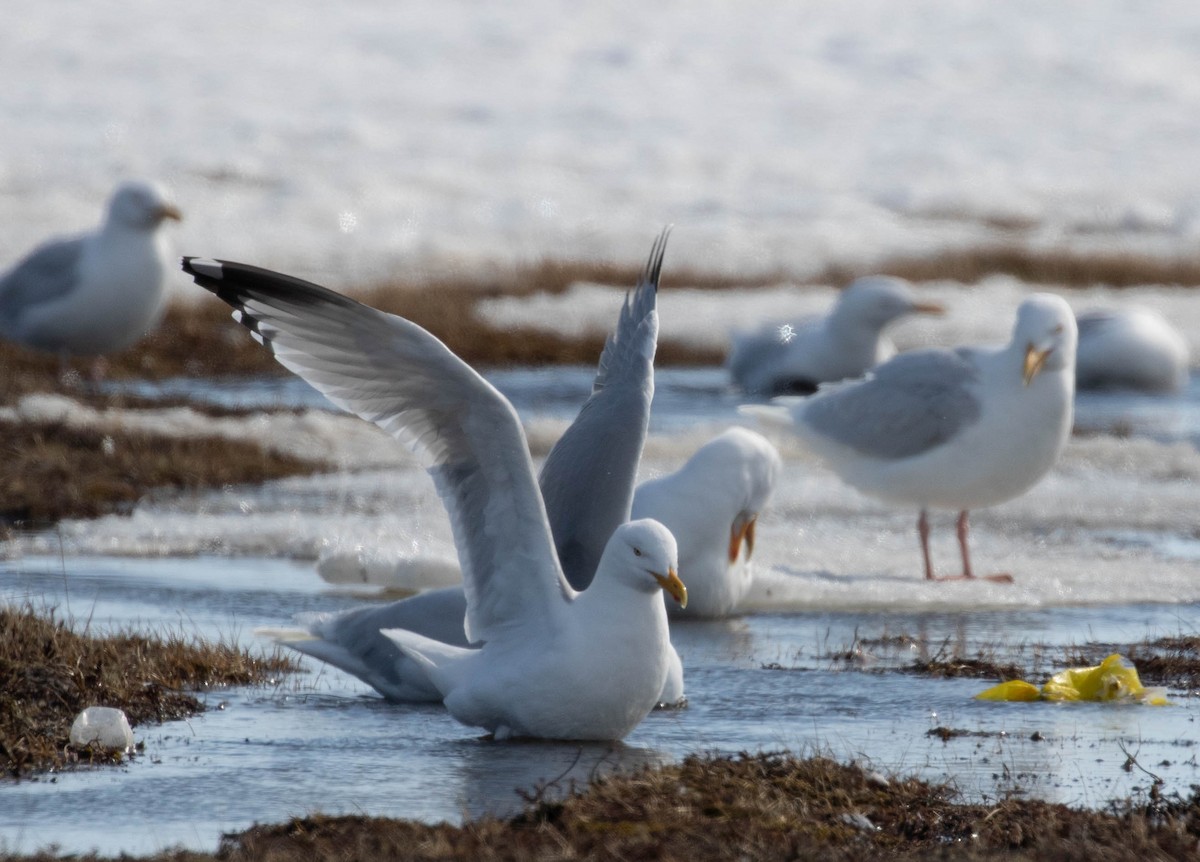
{"left": 956, "top": 510, "right": 974, "bottom": 579}
{"left": 957, "top": 509, "right": 1014, "bottom": 584}
{"left": 918, "top": 509, "right": 936, "bottom": 580}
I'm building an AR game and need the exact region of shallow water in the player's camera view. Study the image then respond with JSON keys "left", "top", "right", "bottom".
{"left": 3, "top": 554, "right": 1199, "bottom": 856}
{"left": 3, "top": 366, "right": 1200, "bottom": 855}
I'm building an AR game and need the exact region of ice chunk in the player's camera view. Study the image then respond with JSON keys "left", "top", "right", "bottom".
{"left": 69, "top": 706, "right": 134, "bottom": 751}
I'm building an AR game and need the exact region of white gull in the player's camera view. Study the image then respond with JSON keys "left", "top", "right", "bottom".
{"left": 743, "top": 293, "right": 1076, "bottom": 583}
{"left": 0, "top": 180, "right": 181, "bottom": 357}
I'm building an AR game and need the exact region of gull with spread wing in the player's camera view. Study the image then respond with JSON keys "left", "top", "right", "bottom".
{"left": 182, "top": 238, "right": 687, "bottom": 740}
{"left": 243, "top": 231, "right": 686, "bottom": 705}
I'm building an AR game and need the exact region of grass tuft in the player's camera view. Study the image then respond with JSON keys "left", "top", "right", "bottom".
{"left": 0, "top": 604, "right": 298, "bottom": 778}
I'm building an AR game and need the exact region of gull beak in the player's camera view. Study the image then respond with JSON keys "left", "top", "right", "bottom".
{"left": 1022, "top": 343, "right": 1053, "bottom": 386}
{"left": 158, "top": 203, "right": 184, "bottom": 222}
{"left": 728, "top": 514, "right": 758, "bottom": 563}
{"left": 910, "top": 301, "right": 945, "bottom": 316}
{"left": 654, "top": 568, "right": 688, "bottom": 609}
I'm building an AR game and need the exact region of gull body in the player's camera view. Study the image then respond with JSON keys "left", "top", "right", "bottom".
{"left": 183, "top": 240, "right": 688, "bottom": 740}
{"left": 632, "top": 427, "right": 781, "bottom": 618}
{"left": 0, "top": 181, "right": 181, "bottom": 355}
{"left": 728, "top": 276, "right": 944, "bottom": 396}
{"left": 386, "top": 520, "right": 680, "bottom": 740}
{"left": 1075, "top": 307, "right": 1189, "bottom": 393}
{"left": 744, "top": 293, "right": 1076, "bottom": 582}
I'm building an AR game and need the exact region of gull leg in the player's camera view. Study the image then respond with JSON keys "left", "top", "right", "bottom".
{"left": 918, "top": 509, "right": 936, "bottom": 580}
{"left": 956, "top": 510, "right": 974, "bottom": 579}
{"left": 957, "top": 509, "right": 1014, "bottom": 584}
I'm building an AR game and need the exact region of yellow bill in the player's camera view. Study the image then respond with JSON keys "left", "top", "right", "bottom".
{"left": 1022, "top": 344, "right": 1053, "bottom": 386}
{"left": 653, "top": 568, "right": 688, "bottom": 609}
{"left": 728, "top": 515, "right": 758, "bottom": 563}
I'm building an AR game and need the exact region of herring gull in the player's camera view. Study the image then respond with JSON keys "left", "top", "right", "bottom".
{"left": 1075, "top": 307, "right": 1189, "bottom": 393}
{"left": 182, "top": 240, "right": 690, "bottom": 740}
{"left": 728, "top": 276, "right": 943, "bottom": 396}
{"left": 631, "top": 427, "right": 781, "bottom": 617}
{"left": 0, "top": 180, "right": 181, "bottom": 357}
{"left": 245, "top": 231, "right": 683, "bottom": 705}
{"left": 743, "top": 294, "right": 1076, "bottom": 583}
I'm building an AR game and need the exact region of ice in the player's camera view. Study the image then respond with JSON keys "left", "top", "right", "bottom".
{"left": 69, "top": 706, "right": 134, "bottom": 752}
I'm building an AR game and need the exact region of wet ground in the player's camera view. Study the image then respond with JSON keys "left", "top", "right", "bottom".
{"left": 2, "top": 367, "right": 1198, "bottom": 855}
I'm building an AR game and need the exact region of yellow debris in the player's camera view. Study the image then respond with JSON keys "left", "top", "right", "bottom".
{"left": 975, "top": 654, "right": 1168, "bottom": 705}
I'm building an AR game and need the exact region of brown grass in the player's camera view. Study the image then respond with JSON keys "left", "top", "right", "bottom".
{"left": 8, "top": 752, "right": 1197, "bottom": 861}
{"left": 826, "top": 244, "right": 1200, "bottom": 289}
{"left": 4, "top": 243, "right": 1199, "bottom": 405}
{"left": 0, "top": 604, "right": 297, "bottom": 777}
{"left": 0, "top": 419, "right": 322, "bottom": 526}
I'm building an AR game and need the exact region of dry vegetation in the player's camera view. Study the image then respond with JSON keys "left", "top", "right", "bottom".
{"left": 0, "top": 419, "right": 322, "bottom": 526}
{"left": 7, "top": 241, "right": 1199, "bottom": 406}
{"left": 0, "top": 604, "right": 297, "bottom": 778}
{"left": 6, "top": 753, "right": 1199, "bottom": 861}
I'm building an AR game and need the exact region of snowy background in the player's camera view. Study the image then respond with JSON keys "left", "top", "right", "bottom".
{"left": 4, "top": 1, "right": 1200, "bottom": 289}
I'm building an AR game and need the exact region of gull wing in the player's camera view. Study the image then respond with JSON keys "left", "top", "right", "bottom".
{"left": 182, "top": 257, "right": 573, "bottom": 643}
{"left": 537, "top": 227, "right": 668, "bottom": 589}
{"left": 800, "top": 348, "right": 983, "bottom": 460}
{"left": 0, "top": 236, "right": 87, "bottom": 338}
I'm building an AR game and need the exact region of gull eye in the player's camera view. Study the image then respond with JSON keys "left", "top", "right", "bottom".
{"left": 633, "top": 547, "right": 642, "bottom": 557}
{"left": 1052, "top": 325, "right": 1063, "bottom": 334}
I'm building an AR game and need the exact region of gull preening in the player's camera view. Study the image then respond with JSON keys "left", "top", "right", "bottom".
{"left": 632, "top": 427, "right": 781, "bottom": 618}
{"left": 0, "top": 180, "right": 181, "bottom": 357}
{"left": 182, "top": 237, "right": 689, "bottom": 740}
{"left": 1074, "top": 306, "right": 1189, "bottom": 393}
{"left": 744, "top": 293, "right": 1077, "bottom": 583}
{"left": 727, "top": 276, "right": 944, "bottom": 396}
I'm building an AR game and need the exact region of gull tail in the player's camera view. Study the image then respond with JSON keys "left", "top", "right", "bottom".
{"left": 381, "top": 627, "right": 474, "bottom": 698}
{"left": 256, "top": 625, "right": 378, "bottom": 684}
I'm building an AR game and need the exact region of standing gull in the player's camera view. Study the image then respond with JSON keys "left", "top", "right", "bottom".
{"left": 0, "top": 180, "right": 181, "bottom": 357}
{"left": 249, "top": 231, "right": 684, "bottom": 705}
{"left": 632, "top": 427, "right": 781, "bottom": 618}
{"left": 1074, "top": 307, "right": 1189, "bottom": 393}
{"left": 728, "top": 276, "right": 944, "bottom": 396}
{"left": 743, "top": 294, "right": 1076, "bottom": 582}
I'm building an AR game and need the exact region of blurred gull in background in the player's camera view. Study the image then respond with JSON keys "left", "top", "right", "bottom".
{"left": 0, "top": 180, "right": 181, "bottom": 363}
{"left": 727, "top": 276, "right": 944, "bottom": 396}
{"left": 1074, "top": 306, "right": 1189, "bottom": 393}
{"left": 744, "top": 294, "right": 1077, "bottom": 583}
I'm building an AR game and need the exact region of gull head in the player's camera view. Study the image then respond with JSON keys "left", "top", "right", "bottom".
{"left": 107, "top": 180, "right": 183, "bottom": 230}
{"left": 683, "top": 428, "right": 781, "bottom": 563}
{"left": 838, "top": 276, "right": 945, "bottom": 329}
{"left": 612, "top": 519, "right": 686, "bottom": 608}
{"left": 1014, "top": 293, "right": 1078, "bottom": 385}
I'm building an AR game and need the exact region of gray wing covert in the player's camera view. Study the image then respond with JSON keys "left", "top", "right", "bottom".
{"left": 1074, "top": 310, "right": 1116, "bottom": 338}
{"left": 802, "top": 349, "right": 982, "bottom": 460}
{"left": 0, "top": 237, "right": 86, "bottom": 329}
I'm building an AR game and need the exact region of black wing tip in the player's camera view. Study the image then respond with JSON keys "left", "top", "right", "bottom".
{"left": 640, "top": 225, "right": 673, "bottom": 291}
{"left": 180, "top": 256, "right": 224, "bottom": 282}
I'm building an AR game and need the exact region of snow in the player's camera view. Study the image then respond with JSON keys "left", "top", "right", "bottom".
{"left": 4, "top": 2, "right": 1200, "bottom": 289}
